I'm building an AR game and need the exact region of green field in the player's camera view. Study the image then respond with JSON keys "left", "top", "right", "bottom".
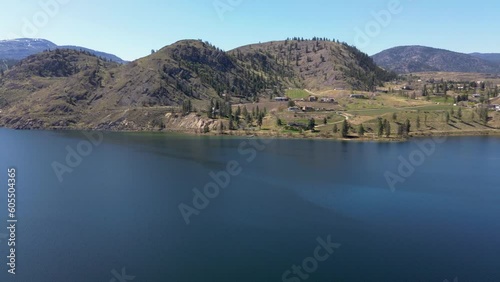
{"left": 286, "top": 89, "right": 310, "bottom": 100}
{"left": 346, "top": 104, "right": 454, "bottom": 116}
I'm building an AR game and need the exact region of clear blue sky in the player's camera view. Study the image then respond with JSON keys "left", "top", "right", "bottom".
{"left": 1, "top": 0, "right": 498, "bottom": 61}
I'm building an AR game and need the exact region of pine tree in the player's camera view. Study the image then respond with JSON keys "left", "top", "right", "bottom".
{"left": 245, "top": 112, "right": 252, "bottom": 124}
{"left": 377, "top": 118, "right": 384, "bottom": 137}
{"left": 478, "top": 107, "right": 488, "bottom": 124}
{"left": 358, "top": 124, "right": 365, "bottom": 137}
{"left": 341, "top": 120, "right": 349, "bottom": 138}
{"left": 308, "top": 118, "right": 316, "bottom": 131}
{"left": 404, "top": 119, "right": 411, "bottom": 137}
{"left": 207, "top": 102, "right": 213, "bottom": 119}
{"left": 397, "top": 124, "right": 404, "bottom": 137}
{"left": 218, "top": 122, "right": 224, "bottom": 134}
{"left": 236, "top": 106, "right": 241, "bottom": 117}
{"left": 229, "top": 115, "right": 235, "bottom": 130}
{"left": 227, "top": 103, "right": 233, "bottom": 118}
{"left": 384, "top": 120, "right": 391, "bottom": 138}
{"left": 257, "top": 114, "right": 264, "bottom": 129}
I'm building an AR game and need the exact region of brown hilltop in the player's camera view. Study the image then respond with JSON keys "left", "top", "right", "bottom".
{"left": 231, "top": 39, "right": 394, "bottom": 91}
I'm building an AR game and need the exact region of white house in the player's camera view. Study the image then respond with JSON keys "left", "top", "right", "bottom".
{"left": 320, "top": 97, "right": 336, "bottom": 103}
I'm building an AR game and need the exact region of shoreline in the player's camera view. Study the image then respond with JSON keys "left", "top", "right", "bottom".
{"left": 2, "top": 125, "right": 499, "bottom": 142}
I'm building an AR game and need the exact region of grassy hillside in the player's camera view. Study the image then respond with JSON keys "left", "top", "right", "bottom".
{"left": 226, "top": 87, "right": 499, "bottom": 141}
{"left": 231, "top": 39, "right": 396, "bottom": 91}
{"left": 0, "top": 39, "right": 397, "bottom": 131}
{"left": 4, "top": 40, "right": 496, "bottom": 139}
{"left": 0, "top": 49, "right": 120, "bottom": 128}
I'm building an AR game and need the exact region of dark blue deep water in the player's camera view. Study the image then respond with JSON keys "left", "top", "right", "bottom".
{"left": 0, "top": 129, "right": 499, "bottom": 282}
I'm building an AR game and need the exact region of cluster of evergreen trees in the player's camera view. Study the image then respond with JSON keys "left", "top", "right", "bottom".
{"left": 421, "top": 79, "right": 499, "bottom": 98}
{"left": 207, "top": 99, "right": 232, "bottom": 119}
{"left": 182, "top": 100, "right": 193, "bottom": 115}
{"left": 206, "top": 99, "right": 268, "bottom": 130}
{"left": 476, "top": 107, "right": 489, "bottom": 125}
{"left": 169, "top": 43, "right": 282, "bottom": 101}
{"left": 285, "top": 37, "right": 339, "bottom": 43}
{"left": 332, "top": 120, "right": 351, "bottom": 138}
{"left": 375, "top": 118, "right": 411, "bottom": 138}
{"left": 343, "top": 45, "right": 398, "bottom": 90}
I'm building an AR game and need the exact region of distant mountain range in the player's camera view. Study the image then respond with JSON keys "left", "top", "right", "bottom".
{"left": 4, "top": 39, "right": 499, "bottom": 75}
{"left": 469, "top": 53, "right": 500, "bottom": 64}
{"left": 372, "top": 46, "right": 500, "bottom": 74}
{"left": 0, "top": 38, "right": 127, "bottom": 66}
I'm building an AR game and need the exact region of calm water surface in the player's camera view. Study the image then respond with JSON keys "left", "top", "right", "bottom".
{"left": 0, "top": 129, "right": 499, "bottom": 282}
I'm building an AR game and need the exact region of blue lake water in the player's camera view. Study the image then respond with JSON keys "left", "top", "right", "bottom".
{"left": 0, "top": 129, "right": 499, "bottom": 282}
